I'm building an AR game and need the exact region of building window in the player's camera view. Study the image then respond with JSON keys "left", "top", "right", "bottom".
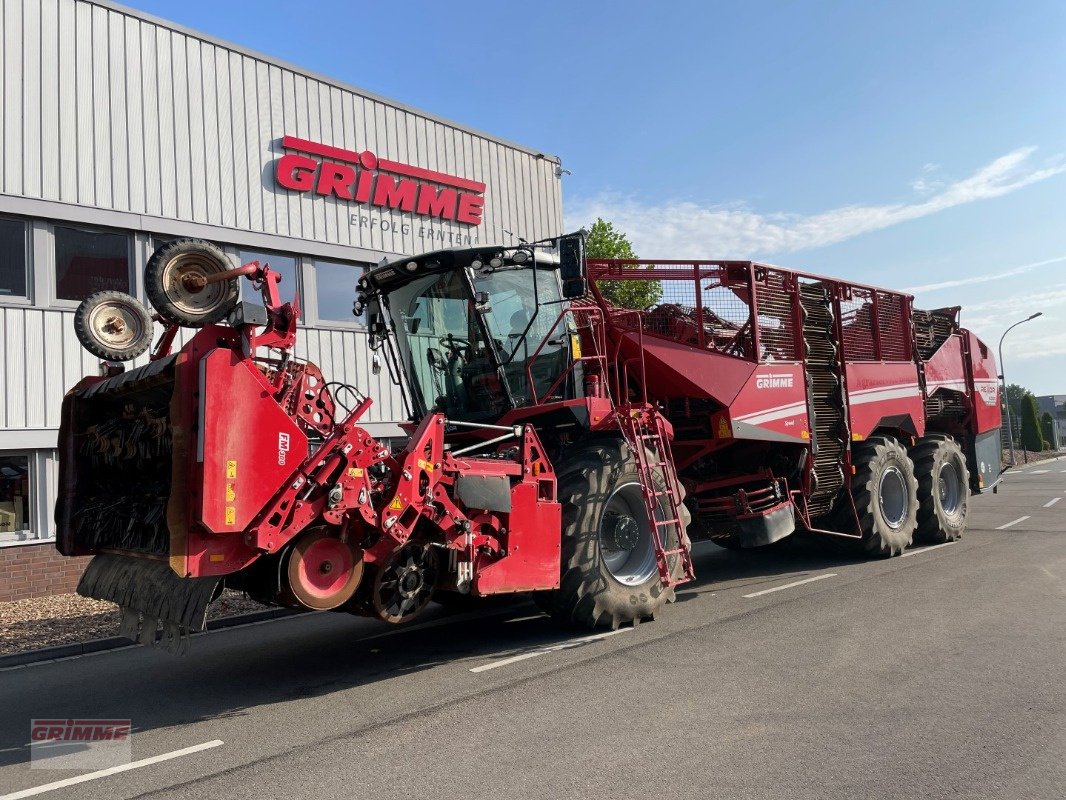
{"left": 54, "top": 225, "right": 131, "bottom": 301}
{"left": 0, "top": 454, "right": 32, "bottom": 544}
{"left": 314, "top": 259, "right": 367, "bottom": 325}
{"left": 238, "top": 248, "right": 299, "bottom": 311}
{"left": 0, "top": 216, "right": 28, "bottom": 299}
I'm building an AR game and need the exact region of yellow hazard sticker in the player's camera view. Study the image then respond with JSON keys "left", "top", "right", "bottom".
{"left": 210, "top": 553, "right": 225, "bottom": 563}
{"left": 390, "top": 497, "right": 404, "bottom": 510}
{"left": 852, "top": 433, "right": 864, "bottom": 441}
{"left": 417, "top": 458, "right": 434, "bottom": 472}
{"left": 716, "top": 418, "right": 731, "bottom": 438}
{"left": 225, "top": 484, "right": 236, "bottom": 502}
{"left": 226, "top": 460, "right": 238, "bottom": 479}
{"left": 225, "top": 506, "right": 236, "bottom": 525}
{"left": 347, "top": 467, "right": 364, "bottom": 478}
{"left": 800, "top": 430, "right": 810, "bottom": 439}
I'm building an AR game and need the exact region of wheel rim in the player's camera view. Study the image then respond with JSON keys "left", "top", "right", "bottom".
{"left": 938, "top": 461, "right": 962, "bottom": 514}
{"left": 286, "top": 531, "right": 362, "bottom": 610}
{"left": 878, "top": 466, "right": 909, "bottom": 529}
{"left": 598, "top": 482, "right": 658, "bottom": 586}
{"left": 86, "top": 300, "right": 147, "bottom": 353}
{"left": 160, "top": 252, "right": 232, "bottom": 317}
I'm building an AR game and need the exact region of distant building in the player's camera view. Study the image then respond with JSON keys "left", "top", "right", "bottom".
{"left": 1035, "top": 395, "right": 1066, "bottom": 448}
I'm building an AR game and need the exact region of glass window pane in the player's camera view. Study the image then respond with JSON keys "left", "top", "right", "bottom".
{"left": 0, "top": 454, "right": 32, "bottom": 542}
{"left": 0, "top": 217, "right": 27, "bottom": 298}
{"left": 238, "top": 249, "right": 299, "bottom": 310}
{"left": 315, "top": 260, "right": 366, "bottom": 323}
{"left": 54, "top": 225, "right": 130, "bottom": 301}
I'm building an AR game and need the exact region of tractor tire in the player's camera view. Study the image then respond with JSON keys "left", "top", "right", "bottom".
{"left": 912, "top": 436, "right": 969, "bottom": 543}
{"left": 843, "top": 436, "right": 919, "bottom": 557}
{"left": 73, "top": 290, "right": 155, "bottom": 362}
{"left": 145, "top": 238, "right": 239, "bottom": 327}
{"left": 534, "top": 437, "right": 688, "bottom": 629}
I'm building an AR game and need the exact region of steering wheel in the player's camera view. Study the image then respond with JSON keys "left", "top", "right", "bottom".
{"left": 438, "top": 334, "right": 470, "bottom": 357}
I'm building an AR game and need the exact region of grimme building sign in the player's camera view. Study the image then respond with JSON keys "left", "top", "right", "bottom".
{"left": 0, "top": 0, "right": 562, "bottom": 599}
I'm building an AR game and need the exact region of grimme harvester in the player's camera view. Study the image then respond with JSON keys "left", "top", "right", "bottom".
{"left": 57, "top": 234, "right": 1001, "bottom": 651}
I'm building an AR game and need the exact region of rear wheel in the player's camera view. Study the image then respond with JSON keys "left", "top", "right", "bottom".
{"left": 841, "top": 436, "right": 918, "bottom": 557}
{"left": 535, "top": 438, "right": 686, "bottom": 628}
{"left": 912, "top": 436, "right": 969, "bottom": 543}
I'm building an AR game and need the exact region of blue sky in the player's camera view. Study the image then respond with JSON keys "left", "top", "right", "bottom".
{"left": 125, "top": 0, "right": 1065, "bottom": 393}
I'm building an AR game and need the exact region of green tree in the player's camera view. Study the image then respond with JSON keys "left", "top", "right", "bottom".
{"left": 1020, "top": 394, "right": 1044, "bottom": 452}
{"left": 1003, "top": 383, "right": 1030, "bottom": 422}
{"left": 585, "top": 218, "right": 662, "bottom": 309}
{"left": 1041, "top": 411, "right": 1056, "bottom": 449}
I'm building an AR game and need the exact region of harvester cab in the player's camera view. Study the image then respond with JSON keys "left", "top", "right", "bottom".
{"left": 359, "top": 233, "right": 587, "bottom": 424}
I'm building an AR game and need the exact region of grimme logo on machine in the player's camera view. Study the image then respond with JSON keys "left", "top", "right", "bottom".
{"left": 755, "top": 373, "right": 795, "bottom": 389}
{"left": 275, "top": 135, "right": 486, "bottom": 226}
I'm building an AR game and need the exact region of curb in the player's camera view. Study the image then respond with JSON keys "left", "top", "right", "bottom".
{"left": 0, "top": 607, "right": 306, "bottom": 669}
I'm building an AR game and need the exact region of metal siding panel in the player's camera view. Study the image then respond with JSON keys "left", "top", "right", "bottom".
{"left": 245, "top": 57, "right": 265, "bottom": 231}
{"left": 56, "top": 0, "right": 76, "bottom": 202}
{"left": 228, "top": 52, "right": 250, "bottom": 230}
{"left": 5, "top": 309, "right": 26, "bottom": 428}
{"left": 326, "top": 86, "right": 345, "bottom": 245}
{"left": 139, "top": 21, "right": 161, "bottom": 216}
{"left": 22, "top": 0, "right": 41, "bottom": 198}
{"left": 107, "top": 10, "right": 129, "bottom": 211}
{"left": 213, "top": 48, "right": 235, "bottom": 228}
{"left": 123, "top": 14, "right": 145, "bottom": 212}
{"left": 3, "top": 0, "right": 23, "bottom": 194}
{"left": 200, "top": 43, "right": 223, "bottom": 226}
{"left": 39, "top": 0, "right": 60, "bottom": 201}
{"left": 74, "top": 0, "right": 95, "bottom": 204}
{"left": 155, "top": 27, "right": 177, "bottom": 218}
{"left": 170, "top": 32, "right": 192, "bottom": 220}
{"left": 292, "top": 75, "right": 313, "bottom": 239}
{"left": 90, "top": 4, "right": 112, "bottom": 208}
{"left": 23, "top": 310, "right": 45, "bottom": 428}
{"left": 43, "top": 312, "right": 64, "bottom": 428}
{"left": 280, "top": 68, "right": 298, "bottom": 237}
{"left": 185, "top": 38, "right": 207, "bottom": 222}
{"left": 382, "top": 104, "right": 399, "bottom": 253}
{"left": 264, "top": 64, "right": 283, "bottom": 235}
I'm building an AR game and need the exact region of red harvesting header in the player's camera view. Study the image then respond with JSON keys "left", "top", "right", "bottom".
{"left": 275, "top": 135, "right": 486, "bottom": 226}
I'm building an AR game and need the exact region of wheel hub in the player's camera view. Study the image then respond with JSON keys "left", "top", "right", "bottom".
{"left": 370, "top": 543, "right": 438, "bottom": 624}
{"left": 878, "top": 466, "right": 909, "bottom": 529}
{"left": 938, "top": 462, "right": 961, "bottom": 514}
{"left": 598, "top": 482, "right": 658, "bottom": 587}
{"left": 283, "top": 530, "right": 363, "bottom": 611}
{"left": 602, "top": 512, "right": 640, "bottom": 551}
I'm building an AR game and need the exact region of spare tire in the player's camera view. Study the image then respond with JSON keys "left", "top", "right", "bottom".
{"left": 145, "top": 238, "right": 239, "bottom": 327}
{"left": 73, "top": 291, "right": 154, "bottom": 362}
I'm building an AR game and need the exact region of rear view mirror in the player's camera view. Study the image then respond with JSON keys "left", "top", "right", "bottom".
{"left": 558, "top": 233, "right": 587, "bottom": 299}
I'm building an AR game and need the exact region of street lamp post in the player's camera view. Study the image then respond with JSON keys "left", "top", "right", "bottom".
{"left": 999, "top": 312, "right": 1043, "bottom": 465}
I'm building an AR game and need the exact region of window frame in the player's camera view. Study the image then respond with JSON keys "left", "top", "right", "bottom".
{"left": 48, "top": 222, "right": 135, "bottom": 309}
{"left": 0, "top": 214, "right": 33, "bottom": 306}
{"left": 0, "top": 449, "right": 51, "bottom": 547}
{"left": 305, "top": 256, "right": 369, "bottom": 331}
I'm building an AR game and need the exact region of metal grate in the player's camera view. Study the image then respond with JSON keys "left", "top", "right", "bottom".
{"left": 839, "top": 288, "right": 877, "bottom": 361}
{"left": 876, "top": 292, "right": 909, "bottom": 360}
{"left": 755, "top": 269, "right": 799, "bottom": 361}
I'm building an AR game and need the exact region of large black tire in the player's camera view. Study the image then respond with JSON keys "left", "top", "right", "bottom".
{"left": 841, "top": 436, "right": 919, "bottom": 557}
{"left": 73, "top": 290, "right": 154, "bottom": 361}
{"left": 912, "top": 436, "right": 969, "bottom": 543}
{"left": 535, "top": 438, "right": 688, "bottom": 629}
{"left": 145, "top": 238, "right": 239, "bottom": 327}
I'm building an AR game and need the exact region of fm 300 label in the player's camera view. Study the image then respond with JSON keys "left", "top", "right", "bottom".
{"left": 278, "top": 432, "right": 291, "bottom": 465}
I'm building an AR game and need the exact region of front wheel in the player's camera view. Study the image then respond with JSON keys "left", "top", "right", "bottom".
{"left": 913, "top": 436, "right": 969, "bottom": 543}
{"left": 535, "top": 438, "right": 686, "bottom": 629}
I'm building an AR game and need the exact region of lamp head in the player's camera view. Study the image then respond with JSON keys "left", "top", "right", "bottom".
{"left": 1028, "top": 312, "right": 1043, "bottom": 320}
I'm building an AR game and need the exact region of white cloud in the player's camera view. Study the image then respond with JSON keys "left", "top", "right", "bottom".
{"left": 905, "top": 255, "right": 1066, "bottom": 293}
{"left": 565, "top": 146, "right": 1064, "bottom": 258}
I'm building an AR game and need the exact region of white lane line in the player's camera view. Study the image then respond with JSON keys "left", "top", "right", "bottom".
{"left": 1030, "top": 469, "right": 1050, "bottom": 474}
{"left": 0, "top": 740, "right": 224, "bottom": 800}
{"left": 470, "top": 629, "right": 630, "bottom": 673}
{"left": 742, "top": 573, "right": 837, "bottom": 598}
{"left": 996, "top": 516, "right": 1031, "bottom": 530}
{"left": 1043, "top": 497, "right": 1061, "bottom": 508}
{"left": 901, "top": 542, "right": 955, "bottom": 557}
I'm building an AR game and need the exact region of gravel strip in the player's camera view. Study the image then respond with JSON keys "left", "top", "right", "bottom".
{"left": 0, "top": 590, "right": 270, "bottom": 656}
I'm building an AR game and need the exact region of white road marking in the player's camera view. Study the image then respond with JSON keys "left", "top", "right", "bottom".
{"left": 996, "top": 516, "right": 1031, "bottom": 530}
{"left": 503, "top": 614, "right": 549, "bottom": 624}
{"left": 0, "top": 740, "right": 224, "bottom": 800}
{"left": 470, "top": 629, "right": 630, "bottom": 673}
{"left": 1043, "top": 497, "right": 1061, "bottom": 508}
{"left": 742, "top": 573, "right": 837, "bottom": 598}
{"left": 1030, "top": 469, "right": 1050, "bottom": 474}
{"left": 901, "top": 542, "right": 955, "bottom": 557}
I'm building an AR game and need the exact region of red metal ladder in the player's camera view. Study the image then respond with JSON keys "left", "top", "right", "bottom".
{"left": 618, "top": 408, "right": 695, "bottom": 587}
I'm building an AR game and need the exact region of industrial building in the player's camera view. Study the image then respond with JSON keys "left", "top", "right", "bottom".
{"left": 0, "top": 0, "right": 563, "bottom": 598}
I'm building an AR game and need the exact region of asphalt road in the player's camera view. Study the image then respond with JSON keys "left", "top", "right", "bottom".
{"left": 1, "top": 460, "right": 1064, "bottom": 800}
